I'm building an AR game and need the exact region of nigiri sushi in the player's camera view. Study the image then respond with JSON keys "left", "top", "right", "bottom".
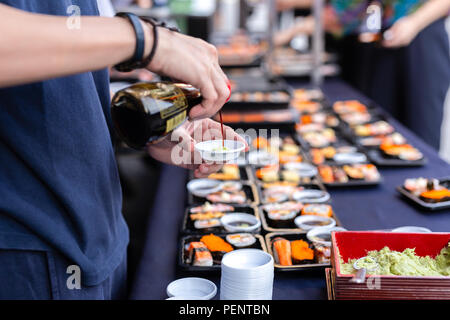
{"left": 272, "top": 237, "right": 292, "bottom": 266}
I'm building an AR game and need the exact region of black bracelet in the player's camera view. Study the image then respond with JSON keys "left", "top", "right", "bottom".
{"left": 114, "top": 12, "right": 146, "bottom": 72}
{"left": 138, "top": 17, "right": 159, "bottom": 68}
{"left": 138, "top": 17, "right": 180, "bottom": 69}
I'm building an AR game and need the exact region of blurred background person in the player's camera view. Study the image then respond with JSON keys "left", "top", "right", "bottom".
{"left": 276, "top": 0, "right": 450, "bottom": 152}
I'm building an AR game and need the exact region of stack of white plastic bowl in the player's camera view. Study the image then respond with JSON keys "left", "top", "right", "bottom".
{"left": 220, "top": 249, "right": 274, "bottom": 300}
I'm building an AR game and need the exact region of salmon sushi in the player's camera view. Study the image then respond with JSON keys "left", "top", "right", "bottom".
{"left": 272, "top": 237, "right": 292, "bottom": 266}
{"left": 186, "top": 242, "right": 213, "bottom": 267}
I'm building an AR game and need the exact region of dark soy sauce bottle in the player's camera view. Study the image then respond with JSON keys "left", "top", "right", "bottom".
{"left": 111, "top": 82, "right": 202, "bottom": 150}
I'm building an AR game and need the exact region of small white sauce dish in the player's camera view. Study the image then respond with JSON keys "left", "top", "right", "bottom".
{"left": 333, "top": 152, "right": 368, "bottom": 164}
{"left": 307, "top": 226, "right": 347, "bottom": 247}
{"left": 195, "top": 140, "right": 246, "bottom": 162}
{"left": 220, "top": 213, "right": 261, "bottom": 233}
{"left": 294, "top": 215, "right": 336, "bottom": 231}
{"left": 187, "top": 179, "right": 222, "bottom": 198}
{"left": 166, "top": 277, "right": 217, "bottom": 300}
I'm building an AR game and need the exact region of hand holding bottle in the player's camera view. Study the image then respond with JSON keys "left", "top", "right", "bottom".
{"left": 145, "top": 28, "right": 230, "bottom": 121}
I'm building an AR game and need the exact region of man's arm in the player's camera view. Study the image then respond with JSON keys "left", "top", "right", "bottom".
{"left": 0, "top": 4, "right": 229, "bottom": 119}
{"left": 0, "top": 4, "right": 137, "bottom": 87}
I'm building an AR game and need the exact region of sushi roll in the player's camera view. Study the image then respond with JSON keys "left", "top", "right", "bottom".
{"left": 267, "top": 209, "right": 298, "bottom": 228}
{"left": 190, "top": 211, "right": 225, "bottom": 221}
{"left": 186, "top": 242, "right": 213, "bottom": 267}
{"left": 272, "top": 237, "right": 292, "bottom": 266}
{"left": 301, "top": 204, "right": 333, "bottom": 218}
{"left": 190, "top": 202, "right": 234, "bottom": 213}
{"left": 194, "top": 219, "right": 221, "bottom": 230}
{"left": 291, "top": 240, "right": 314, "bottom": 264}
{"left": 206, "top": 190, "right": 246, "bottom": 204}
{"left": 226, "top": 233, "right": 257, "bottom": 248}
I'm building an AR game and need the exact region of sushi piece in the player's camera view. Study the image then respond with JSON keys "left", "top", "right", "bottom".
{"left": 263, "top": 201, "right": 304, "bottom": 212}
{"left": 282, "top": 143, "right": 300, "bottom": 155}
{"left": 225, "top": 233, "right": 257, "bottom": 248}
{"left": 281, "top": 170, "right": 300, "bottom": 183}
{"left": 206, "top": 191, "right": 246, "bottom": 204}
{"left": 291, "top": 240, "right": 314, "bottom": 264}
{"left": 315, "top": 245, "right": 331, "bottom": 263}
{"left": 319, "top": 165, "right": 334, "bottom": 183}
{"left": 200, "top": 234, "right": 233, "bottom": 253}
{"left": 278, "top": 152, "right": 302, "bottom": 164}
{"left": 267, "top": 210, "right": 298, "bottom": 228}
{"left": 200, "top": 234, "right": 234, "bottom": 264}
{"left": 194, "top": 219, "right": 221, "bottom": 230}
{"left": 360, "top": 164, "right": 380, "bottom": 181}
{"left": 355, "top": 120, "right": 394, "bottom": 137}
{"left": 333, "top": 100, "right": 367, "bottom": 114}
{"left": 292, "top": 100, "right": 321, "bottom": 113}
{"left": 321, "top": 146, "right": 336, "bottom": 159}
{"left": 404, "top": 177, "right": 429, "bottom": 195}
{"left": 186, "top": 242, "right": 213, "bottom": 267}
{"left": 310, "top": 149, "right": 325, "bottom": 165}
{"left": 256, "top": 165, "right": 279, "bottom": 182}
{"left": 342, "top": 165, "right": 364, "bottom": 180}
{"left": 272, "top": 237, "right": 292, "bottom": 266}
{"left": 332, "top": 167, "right": 348, "bottom": 183}
{"left": 301, "top": 204, "right": 333, "bottom": 218}
{"left": 190, "top": 202, "right": 234, "bottom": 213}
{"left": 420, "top": 189, "right": 450, "bottom": 203}
{"left": 252, "top": 137, "right": 268, "bottom": 150}
{"left": 190, "top": 211, "right": 225, "bottom": 221}
{"left": 208, "top": 164, "right": 240, "bottom": 180}
{"left": 326, "top": 115, "right": 340, "bottom": 127}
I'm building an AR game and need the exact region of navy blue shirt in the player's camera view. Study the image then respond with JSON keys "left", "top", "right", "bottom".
{"left": 0, "top": 0, "right": 129, "bottom": 286}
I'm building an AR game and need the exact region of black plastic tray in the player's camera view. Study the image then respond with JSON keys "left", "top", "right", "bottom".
{"left": 224, "top": 90, "right": 291, "bottom": 111}
{"left": 222, "top": 117, "right": 297, "bottom": 132}
{"left": 187, "top": 182, "right": 260, "bottom": 206}
{"left": 265, "top": 232, "right": 330, "bottom": 271}
{"left": 366, "top": 149, "right": 427, "bottom": 167}
{"left": 179, "top": 234, "right": 267, "bottom": 272}
{"left": 397, "top": 178, "right": 450, "bottom": 211}
{"left": 182, "top": 204, "right": 259, "bottom": 235}
{"left": 227, "top": 74, "right": 290, "bottom": 93}
{"left": 220, "top": 55, "right": 264, "bottom": 69}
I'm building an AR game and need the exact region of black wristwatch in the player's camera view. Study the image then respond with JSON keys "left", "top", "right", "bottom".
{"left": 114, "top": 12, "right": 146, "bottom": 72}
{"left": 114, "top": 13, "right": 179, "bottom": 72}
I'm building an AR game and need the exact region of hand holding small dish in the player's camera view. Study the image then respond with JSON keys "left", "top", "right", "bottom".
{"left": 195, "top": 140, "right": 247, "bottom": 163}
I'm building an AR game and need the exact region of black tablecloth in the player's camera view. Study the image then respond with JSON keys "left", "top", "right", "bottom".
{"left": 129, "top": 79, "right": 450, "bottom": 300}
